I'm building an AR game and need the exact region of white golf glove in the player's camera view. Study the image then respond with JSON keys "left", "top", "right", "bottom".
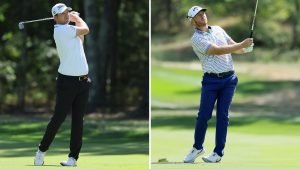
{"left": 243, "top": 43, "right": 254, "bottom": 53}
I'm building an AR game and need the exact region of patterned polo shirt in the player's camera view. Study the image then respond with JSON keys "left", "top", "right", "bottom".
{"left": 191, "top": 26, "right": 234, "bottom": 73}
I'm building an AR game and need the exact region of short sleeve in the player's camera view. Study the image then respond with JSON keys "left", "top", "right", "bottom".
{"left": 65, "top": 25, "right": 77, "bottom": 38}
{"left": 191, "top": 35, "right": 212, "bottom": 54}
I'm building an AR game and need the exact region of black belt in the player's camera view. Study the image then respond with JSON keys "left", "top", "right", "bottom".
{"left": 204, "top": 71, "right": 234, "bottom": 78}
{"left": 58, "top": 73, "right": 89, "bottom": 81}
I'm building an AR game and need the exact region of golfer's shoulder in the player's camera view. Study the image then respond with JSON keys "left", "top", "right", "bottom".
{"left": 211, "top": 25, "right": 224, "bottom": 32}
{"left": 54, "top": 24, "right": 76, "bottom": 32}
{"left": 191, "top": 30, "right": 203, "bottom": 40}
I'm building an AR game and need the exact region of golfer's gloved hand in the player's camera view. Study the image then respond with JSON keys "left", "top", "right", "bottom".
{"left": 243, "top": 43, "right": 254, "bottom": 53}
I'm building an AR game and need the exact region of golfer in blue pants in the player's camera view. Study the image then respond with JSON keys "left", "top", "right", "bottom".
{"left": 183, "top": 6, "right": 254, "bottom": 163}
{"left": 194, "top": 73, "right": 237, "bottom": 156}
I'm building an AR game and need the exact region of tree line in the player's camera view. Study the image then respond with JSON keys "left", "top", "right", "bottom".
{"left": 152, "top": 0, "right": 300, "bottom": 49}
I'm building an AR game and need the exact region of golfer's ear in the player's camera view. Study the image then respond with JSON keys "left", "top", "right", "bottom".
{"left": 190, "top": 19, "right": 195, "bottom": 26}
{"left": 53, "top": 15, "right": 58, "bottom": 22}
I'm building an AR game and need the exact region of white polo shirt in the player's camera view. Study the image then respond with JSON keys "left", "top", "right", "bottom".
{"left": 191, "top": 26, "right": 234, "bottom": 73}
{"left": 54, "top": 24, "right": 89, "bottom": 76}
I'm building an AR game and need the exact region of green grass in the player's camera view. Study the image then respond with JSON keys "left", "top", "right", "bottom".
{"left": 0, "top": 115, "right": 149, "bottom": 169}
{"left": 152, "top": 110, "right": 300, "bottom": 136}
{"left": 151, "top": 110, "right": 300, "bottom": 169}
{"left": 151, "top": 127, "right": 300, "bottom": 169}
{"left": 0, "top": 155, "right": 148, "bottom": 169}
{"left": 151, "top": 62, "right": 300, "bottom": 169}
{"left": 151, "top": 64, "right": 204, "bottom": 106}
{"left": 152, "top": 64, "right": 300, "bottom": 107}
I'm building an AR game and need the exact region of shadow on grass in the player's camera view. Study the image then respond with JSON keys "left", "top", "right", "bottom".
{"left": 152, "top": 101, "right": 300, "bottom": 115}
{"left": 151, "top": 81, "right": 300, "bottom": 118}
{"left": 0, "top": 115, "right": 148, "bottom": 157}
{"left": 152, "top": 100, "right": 300, "bottom": 130}
{"left": 152, "top": 113, "right": 300, "bottom": 130}
{"left": 25, "top": 165, "right": 60, "bottom": 167}
{"left": 151, "top": 162, "right": 199, "bottom": 164}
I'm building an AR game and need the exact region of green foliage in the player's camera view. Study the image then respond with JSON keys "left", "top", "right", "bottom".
{"left": 117, "top": 0, "right": 149, "bottom": 108}
{"left": 152, "top": 0, "right": 300, "bottom": 48}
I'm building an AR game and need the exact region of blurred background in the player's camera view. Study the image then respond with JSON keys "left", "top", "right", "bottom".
{"left": 0, "top": 1, "right": 149, "bottom": 169}
{"left": 151, "top": 0, "right": 300, "bottom": 169}
{"left": 152, "top": 0, "right": 300, "bottom": 61}
{"left": 0, "top": 0, "right": 149, "bottom": 118}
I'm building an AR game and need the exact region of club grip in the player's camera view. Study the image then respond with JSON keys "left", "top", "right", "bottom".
{"left": 250, "top": 31, "right": 253, "bottom": 38}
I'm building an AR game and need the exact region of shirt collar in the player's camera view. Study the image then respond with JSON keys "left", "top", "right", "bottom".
{"left": 195, "top": 26, "right": 212, "bottom": 34}
{"left": 54, "top": 23, "right": 69, "bottom": 28}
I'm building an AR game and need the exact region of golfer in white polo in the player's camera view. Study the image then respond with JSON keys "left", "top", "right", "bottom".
{"left": 34, "top": 3, "right": 90, "bottom": 167}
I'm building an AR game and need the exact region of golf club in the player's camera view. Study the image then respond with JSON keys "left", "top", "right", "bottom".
{"left": 250, "top": 0, "right": 259, "bottom": 38}
{"left": 18, "top": 17, "right": 53, "bottom": 30}
{"left": 18, "top": 11, "right": 80, "bottom": 30}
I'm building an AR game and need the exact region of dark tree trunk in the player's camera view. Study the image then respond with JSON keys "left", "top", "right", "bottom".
{"left": 63, "top": 0, "right": 71, "bottom": 6}
{"left": 291, "top": 0, "right": 300, "bottom": 49}
{"left": 84, "top": 0, "right": 101, "bottom": 112}
{"left": 137, "top": 62, "right": 149, "bottom": 118}
{"left": 108, "top": 1, "right": 121, "bottom": 112}
{"left": 165, "top": 0, "right": 172, "bottom": 28}
{"left": 97, "top": 0, "right": 121, "bottom": 112}
{"left": 16, "top": 1, "right": 28, "bottom": 111}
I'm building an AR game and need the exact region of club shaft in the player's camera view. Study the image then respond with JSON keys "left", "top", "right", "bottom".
{"left": 250, "top": 0, "right": 258, "bottom": 38}
{"left": 20, "top": 17, "right": 53, "bottom": 24}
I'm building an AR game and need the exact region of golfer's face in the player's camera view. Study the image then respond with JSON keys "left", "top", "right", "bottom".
{"left": 55, "top": 10, "right": 69, "bottom": 24}
{"left": 193, "top": 11, "right": 207, "bottom": 26}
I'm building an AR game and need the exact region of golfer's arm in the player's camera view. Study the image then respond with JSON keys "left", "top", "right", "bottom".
{"left": 78, "top": 35, "right": 84, "bottom": 43}
{"left": 207, "top": 43, "right": 244, "bottom": 55}
{"left": 227, "top": 39, "right": 245, "bottom": 54}
{"left": 233, "top": 48, "right": 245, "bottom": 54}
{"left": 74, "top": 17, "right": 89, "bottom": 42}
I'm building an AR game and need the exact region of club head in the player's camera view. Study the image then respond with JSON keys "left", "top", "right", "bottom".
{"left": 18, "top": 22, "right": 24, "bottom": 30}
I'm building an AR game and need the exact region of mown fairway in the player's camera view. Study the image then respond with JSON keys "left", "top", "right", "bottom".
{"left": 0, "top": 115, "right": 149, "bottom": 169}
{"left": 151, "top": 62, "right": 300, "bottom": 169}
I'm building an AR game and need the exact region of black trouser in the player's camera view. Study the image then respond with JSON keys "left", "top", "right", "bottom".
{"left": 39, "top": 73, "right": 91, "bottom": 160}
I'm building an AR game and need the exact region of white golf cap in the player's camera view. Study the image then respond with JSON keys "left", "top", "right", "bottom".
{"left": 51, "top": 3, "right": 72, "bottom": 16}
{"left": 187, "top": 6, "right": 207, "bottom": 21}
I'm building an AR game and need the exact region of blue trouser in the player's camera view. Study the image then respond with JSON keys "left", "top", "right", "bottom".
{"left": 193, "top": 73, "right": 238, "bottom": 157}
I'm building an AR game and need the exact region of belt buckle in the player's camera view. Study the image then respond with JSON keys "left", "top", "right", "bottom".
{"left": 79, "top": 76, "right": 87, "bottom": 81}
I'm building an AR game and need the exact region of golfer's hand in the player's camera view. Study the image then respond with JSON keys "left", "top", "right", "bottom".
{"left": 69, "top": 11, "right": 81, "bottom": 23}
{"left": 240, "top": 38, "right": 253, "bottom": 48}
{"left": 243, "top": 43, "right": 254, "bottom": 53}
